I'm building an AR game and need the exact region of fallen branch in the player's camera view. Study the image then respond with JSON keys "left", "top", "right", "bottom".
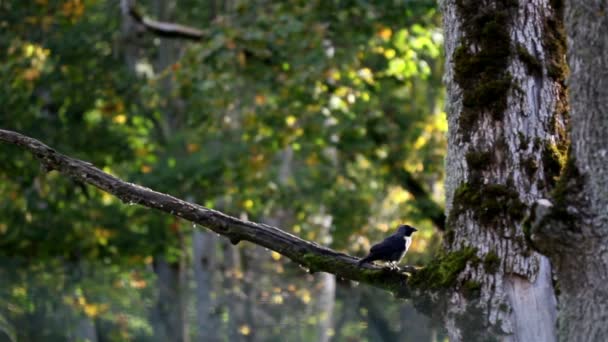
{"left": 0, "top": 129, "right": 414, "bottom": 296}
{"left": 128, "top": 6, "right": 208, "bottom": 41}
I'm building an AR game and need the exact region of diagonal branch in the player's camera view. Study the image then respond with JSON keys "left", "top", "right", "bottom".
{"left": 128, "top": 5, "right": 208, "bottom": 41}
{"left": 0, "top": 129, "right": 414, "bottom": 296}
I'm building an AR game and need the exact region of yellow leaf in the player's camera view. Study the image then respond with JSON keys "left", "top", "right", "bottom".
{"left": 187, "top": 143, "right": 199, "bottom": 153}
{"left": 237, "top": 51, "right": 246, "bottom": 67}
{"left": 243, "top": 199, "right": 254, "bottom": 209}
{"left": 22, "top": 68, "right": 40, "bottom": 81}
{"left": 271, "top": 294, "right": 284, "bottom": 304}
{"left": 254, "top": 94, "right": 266, "bottom": 105}
{"left": 112, "top": 114, "right": 127, "bottom": 124}
{"left": 84, "top": 303, "right": 99, "bottom": 317}
{"left": 285, "top": 115, "right": 297, "bottom": 127}
{"left": 300, "top": 289, "right": 311, "bottom": 304}
{"left": 377, "top": 27, "right": 392, "bottom": 40}
{"left": 239, "top": 325, "right": 251, "bottom": 336}
{"left": 384, "top": 48, "right": 396, "bottom": 59}
{"left": 101, "top": 192, "right": 113, "bottom": 205}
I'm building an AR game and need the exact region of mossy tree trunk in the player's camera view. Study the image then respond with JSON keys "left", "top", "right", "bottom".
{"left": 530, "top": 1, "right": 608, "bottom": 340}
{"left": 441, "top": 0, "right": 567, "bottom": 340}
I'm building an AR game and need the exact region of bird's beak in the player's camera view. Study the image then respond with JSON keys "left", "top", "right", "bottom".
{"left": 412, "top": 228, "right": 418, "bottom": 232}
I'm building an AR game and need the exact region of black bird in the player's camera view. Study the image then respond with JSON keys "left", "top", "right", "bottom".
{"left": 358, "top": 224, "right": 418, "bottom": 268}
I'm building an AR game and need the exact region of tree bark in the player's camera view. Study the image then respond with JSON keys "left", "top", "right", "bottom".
{"left": 441, "top": 0, "right": 565, "bottom": 340}
{"left": 531, "top": 1, "right": 608, "bottom": 340}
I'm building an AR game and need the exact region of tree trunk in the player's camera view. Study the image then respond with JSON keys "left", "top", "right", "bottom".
{"left": 151, "top": 255, "right": 189, "bottom": 342}
{"left": 441, "top": 0, "right": 567, "bottom": 340}
{"left": 531, "top": 1, "right": 608, "bottom": 340}
{"left": 119, "top": 0, "right": 139, "bottom": 71}
{"left": 315, "top": 217, "right": 336, "bottom": 342}
{"left": 193, "top": 230, "right": 220, "bottom": 341}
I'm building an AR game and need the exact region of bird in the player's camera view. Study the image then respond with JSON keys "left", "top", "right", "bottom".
{"left": 358, "top": 224, "right": 418, "bottom": 268}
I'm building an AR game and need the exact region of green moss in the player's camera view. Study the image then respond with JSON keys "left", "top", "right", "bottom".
{"left": 483, "top": 251, "right": 501, "bottom": 273}
{"left": 518, "top": 132, "right": 530, "bottom": 150}
{"left": 449, "top": 182, "right": 527, "bottom": 227}
{"left": 522, "top": 211, "right": 533, "bottom": 242}
{"left": 454, "top": 302, "right": 501, "bottom": 342}
{"left": 533, "top": 137, "right": 542, "bottom": 150}
{"left": 409, "top": 247, "right": 479, "bottom": 291}
{"left": 532, "top": 154, "right": 586, "bottom": 254}
{"left": 544, "top": 155, "right": 584, "bottom": 225}
{"left": 516, "top": 44, "right": 542, "bottom": 76}
{"left": 521, "top": 156, "right": 538, "bottom": 178}
{"left": 444, "top": 229, "right": 456, "bottom": 246}
{"left": 466, "top": 150, "right": 493, "bottom": 170}
{"left": 542, "top": 141, "right": 566, "bottom": 187}
{"left": 453, "top": 0, "right": 518, "bottom": 133}
{"left": 463, "top": 280, "right": 482, "bottom": 299}
{"left": 543, "top": 0, "right": 569, "bottom": 146}
{"left": 543, "top": 6, "right": 568, "bottom": 81}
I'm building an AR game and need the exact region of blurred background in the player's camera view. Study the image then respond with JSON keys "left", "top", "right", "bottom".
{"left": 0, "top": 0, "right": 446, "bottom": 341}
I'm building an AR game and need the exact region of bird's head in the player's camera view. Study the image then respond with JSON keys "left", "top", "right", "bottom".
{"left": 397, "top": 224, "right": 418, "bottom": 236}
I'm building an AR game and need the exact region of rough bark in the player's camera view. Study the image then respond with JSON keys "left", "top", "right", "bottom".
{"left": 530, "top": 1, "right": 608, "bottom": 340}
{"left": 441, "top": 0, "right": 565, "bottom": 340}
{"left": 0, "top": 129, "right": 414, "bottom": 295}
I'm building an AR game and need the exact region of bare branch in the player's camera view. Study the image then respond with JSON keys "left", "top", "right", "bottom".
{"left": 128, "top": 6, "right": 208, "bottom": 41}
{"left": 393, "top": 167, "right": 446, "bottom": 231}
{"left": 0, "top": 129, "right": 412, "bottom": 296}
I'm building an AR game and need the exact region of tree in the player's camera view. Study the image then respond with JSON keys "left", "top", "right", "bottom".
{"left": 531, "top": 1, "right": 608, "bottom": 340}
{"left": 436, "top": 0, "right": 566, "bottom": 340}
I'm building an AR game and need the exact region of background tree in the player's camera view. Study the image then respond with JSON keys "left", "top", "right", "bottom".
{"left": 531, "top": 0, "right": 608, "bottom": 340}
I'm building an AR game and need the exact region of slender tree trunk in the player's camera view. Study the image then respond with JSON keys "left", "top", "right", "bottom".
{"left": 119, "top": 0, "right": 138, "bottom": 71}
{"left": 441, "top": 0, "right": 567, "bottom": 340}
{"left": 316, "top": 221, "right": 336, "bottom": 342}
{"left": 531, "top": 1, "right": 608, "bottom": 340}
{"left": 193, "top": 230, "right": 219, "bottom": 341}
{"left": 73, "top": 315, "right": 98, "bottom": 342}
{"left": 223, "top": 241, "right": 249, "bottom": 342}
